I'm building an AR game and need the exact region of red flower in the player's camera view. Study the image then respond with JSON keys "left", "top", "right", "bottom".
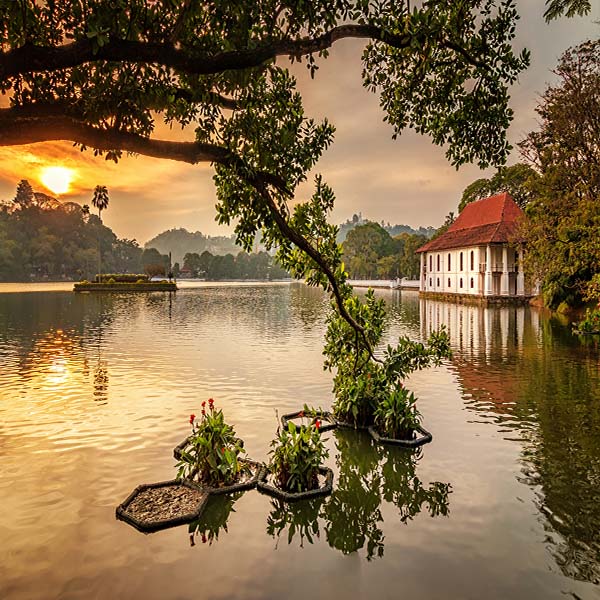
{"left": 189, "top": 414, "right": 196, "bottom": 424}
{"left": 315, "top": 419, "right": 321, "bottom": 430}
{"left": 201, "top": 408, "right": 206, "bottom": 416}
{"left": 208, "top": 398, "right": 214, "bottom": 408}
{"left": 201, "top": 400, "right": 206, "bottom": 408}
{"left": 299, "top": 411, "right": 304, "bottom": 418}
{"left": 201, "top": 533, "right": 207, "bottom": 544}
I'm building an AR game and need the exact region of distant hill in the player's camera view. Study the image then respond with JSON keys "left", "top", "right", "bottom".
{"left": 149, "top": 219, "right": 435, "bottom": 264}
{"left": 336, "top": 214, "right": 435, "bottom": 243}
{"left": 144, "top": 228, "right": 242, "bottom": 264}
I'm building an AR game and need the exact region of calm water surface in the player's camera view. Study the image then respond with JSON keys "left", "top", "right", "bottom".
{"left": 1, "top": 282, "right": 599, "bottom": 599}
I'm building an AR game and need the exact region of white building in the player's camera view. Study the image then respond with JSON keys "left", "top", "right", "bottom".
{"left": 416, "top": 192, "right": 532, "bottom": 299}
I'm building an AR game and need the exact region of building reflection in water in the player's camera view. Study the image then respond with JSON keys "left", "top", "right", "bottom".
{"left": 419, "top": 298, "right": 540, "bottom": 362}
{"left": 418, "top": 297, "right": 600, "bottom": 585}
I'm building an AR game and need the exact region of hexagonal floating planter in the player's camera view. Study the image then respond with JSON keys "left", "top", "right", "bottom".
{"left": 368, "top": 424, "right": 433, "bottom": 448}
{"left": 186, "top": 459, "right": 264, "bottom": 496}
{"left": 280, "top": 410, "right": 338, "bottom": 433}
{"left": 257, "top": 466, "right": 334, "bottom": 502}
{"left": 173, "top": 435, "right": 244, "bottom": 460}
{"left": 116, "top": 479, "right": 209, "bottom": 533}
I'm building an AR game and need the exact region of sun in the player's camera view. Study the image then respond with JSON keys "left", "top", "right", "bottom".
{"left": 40, "top": 166, "right": 75, "bottom": 195}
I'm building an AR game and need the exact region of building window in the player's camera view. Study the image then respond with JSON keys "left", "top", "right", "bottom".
{"left": 429, "top": 255, "right": 432, "bottom": 271}
{"left": 437, "top": 254, "right": 440, "bottom": 270}
{"left": 448, "top": 278, "right": 451, "bottom": 288}
{"left": 470, "top": 277, "right": 474, "bottom": 288}
{"left": 470, "top": 251, "right": 474, "bottom": 270}
{"left": 460, "top": 252, "right": 463, "bottom": 270}
{"left": 437, "top": 278, "right": 439, "bottom": 287}
{"left": 460, "top": 278, "right": 463, "bottom": 288}
{"left": 429, "top": 278, "right": 432, "bottom": 287}
{"left": 448, "top": 253, "right": 451, "bottom": 270}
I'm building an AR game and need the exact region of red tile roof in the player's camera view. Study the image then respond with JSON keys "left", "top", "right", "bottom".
{"left": 416, "top": 192, "right": 524, "bottom": 253}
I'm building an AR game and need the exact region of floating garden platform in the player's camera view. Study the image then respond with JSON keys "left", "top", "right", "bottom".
{"left": 368, "top": 424, "right": 433, "bottom": 448}
{"left": 257, "top": 466, "right": 334, "bottom": 502}
{"left": 74, "top": 273, "right": 177, "bottom": 292}
{"left": 280, "top": 410, "right": 338, "bottom": 433}
{"left": 187, "top": 459, "right": 264, "bottom": 495}
{"left": 74, "top": 281, "right": 177, "bottom": 292}
{"left": 116, "top": 479, "right": 209, "bottom": 533}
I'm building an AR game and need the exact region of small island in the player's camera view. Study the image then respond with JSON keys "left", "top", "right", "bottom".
{"left": 74, "top": 274, "right": 177, "bottom": 293}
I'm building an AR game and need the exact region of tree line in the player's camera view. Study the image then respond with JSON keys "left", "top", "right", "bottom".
{"left": 0, "top": 180, "right": 168, "bottom": 281}
{"left": 180, "top": 250, "right": 288, "bottom": 280}
{"left": 341, "top": 221, "right": 426, "bottom": 280}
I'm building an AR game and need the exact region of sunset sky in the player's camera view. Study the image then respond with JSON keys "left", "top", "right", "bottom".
{"left": 0, "top": 3, "right": 597, "bottom": 244}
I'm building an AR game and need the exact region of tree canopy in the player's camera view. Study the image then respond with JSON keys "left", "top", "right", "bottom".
{"left": 0, "top": 180, "right": 152, "bottom": 280}
{"left": 519, "top": 39, "right": 600, "bottom": 308}
{"left": 458, "top": 163, "right": 539, "bottom": 212}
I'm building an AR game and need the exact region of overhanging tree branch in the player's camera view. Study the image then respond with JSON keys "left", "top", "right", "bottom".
{"left": 0, "top": 23, "right": 489, "bottom": 79}
{"left": 0, "top": 109, "right": 231, "bottom": 164}
{"left": 251, "top": 178, "right": 381, "bottom": 363}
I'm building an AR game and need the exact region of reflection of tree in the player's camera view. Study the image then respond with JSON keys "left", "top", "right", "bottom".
{"left": 514, "top": 330, "right": 600, "bottom": 585}
{"left": 93, "top": 360, "right": 108, "bottom": 403}
{"left": 267, "top": 497, "right": 323, "bottom": 548}
{"left": 189, "top": 492, "right": 241, "bottom": 547}
{"left": 381, "top": 448, "right": 451, "bottom": 523}
{"left": 268, "top": 429, "right": 451, "bottom": 560}
{"left": 323, "top": 430, "right": 384, "bottom": 560}
{"left": 438, "top": 300, "right": 600, "bottom": 584}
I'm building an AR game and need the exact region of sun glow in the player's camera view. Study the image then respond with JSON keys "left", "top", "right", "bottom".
{"left": 40, "top": 166, "right": 75, "bottom": 195}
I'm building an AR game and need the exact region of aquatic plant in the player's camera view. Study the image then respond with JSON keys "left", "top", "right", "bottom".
{"left": 373, "top": 385, "right": 421, "bottom": 440}
{"left": 268, "top": 421, "right": 328, "bottom": 493}
{"left": 576, "top": 307, "right": 600, "bottom": 333}
{"left": 176, "top": 399, "right": 246, "bottom": 486}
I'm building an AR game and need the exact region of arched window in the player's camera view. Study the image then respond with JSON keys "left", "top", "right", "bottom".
{"left": 448, "top": 253, "right": 451, "bottom": 270}
{"left": 470, "top": 277, "right": 474, "bottom": 288}
{"left": 460, "top": 252, "right": 463, "bottom": 270}
{"left": 429, "top": 278, "right": 432, "bottom": 287}
{"left": 429, "top": 255, "right": 432, "bottom": 270}
{"left": 436, "top": 278, "right": 440, "bottom": 287}
{"left": 460, "top": 278, "right": 463, "bottom": 288}
{"left": 448, "top": 278, "right": 451, "bottom": 288}
{"left": 470, "top": 251, "right": 474, "bottom": 270}
{"left": 437, "top": 254, "right": 440, "bottom": 271}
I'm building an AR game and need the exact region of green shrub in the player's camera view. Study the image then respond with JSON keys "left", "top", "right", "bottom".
{"left": 268, "top": 421, "right": 328, "bottom": 493}
{"left": 373, "top": 385, "right": 421, "bottom": 439}
{"left": 176, "top": 399, "right": 246, "bottom": 486}
{"left": 576, "top": 307, "right": 600, "bottom": 333}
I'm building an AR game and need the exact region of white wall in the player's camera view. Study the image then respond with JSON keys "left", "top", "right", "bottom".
{"left": 420, "top": 246, "right": 486, "bottom": 295}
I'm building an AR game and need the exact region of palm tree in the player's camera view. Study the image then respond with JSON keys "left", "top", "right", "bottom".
{"left": 91, "top": 186, "right": 109, "bottom": 282}
{"left": 92, "top": 185, "right": 109, "bottom": 221}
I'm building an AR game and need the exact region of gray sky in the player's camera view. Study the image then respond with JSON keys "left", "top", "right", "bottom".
{"left": 0, "top": 3, "right": 597, "bottom": 243}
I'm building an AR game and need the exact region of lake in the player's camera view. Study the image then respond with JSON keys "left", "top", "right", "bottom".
{"left": 1, "top": 282, "right": 599, "bottom": 599}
